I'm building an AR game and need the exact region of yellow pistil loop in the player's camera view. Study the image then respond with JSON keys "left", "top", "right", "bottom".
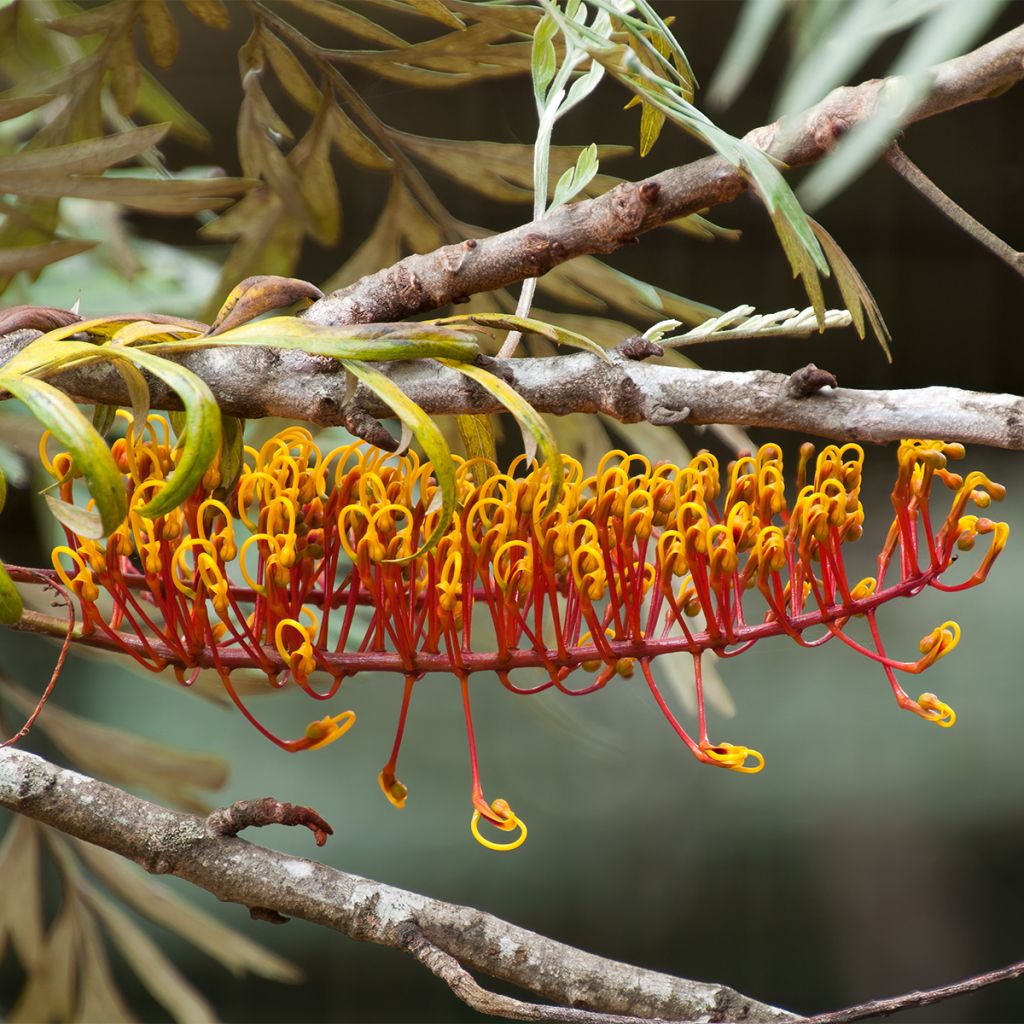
{"left": 438, "top": 548, "right": 463, "bottom": 612}
{"left": 197, "top": 498, "right": 237, "bottom": 561}
{"left": 470, "top": 801, "right": 528, "bottom": 852}
{"left": 304, "top": 710, "right": 357, "bottom": 751}
{"left": 275, "top": 613, "right": 319, "bottom": 679}
{"left": 237, "top": 532, "right": 275, "bottom": 593}
{"left": 51, "top": 546, "right": 99, "bottom": 603}
{"left": 171, "top": 537, "right": 218, "bottom": 599}
{"left": 850, "top": 577, "right": 877, "bottom": 601}
{"left": 493, "top": 540, "right": 533, "bottom": 596}
{"left": 701, "top": 742, "right": 765, "bottom": 774}
{"left": 916, "top": 692, "right": 957, "bottom": 728}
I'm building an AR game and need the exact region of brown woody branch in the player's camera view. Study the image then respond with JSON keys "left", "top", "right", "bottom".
{"left": 303, "top": 25, "right": 1024, "bottom": 327}
{"left": 0, "top": 746, "right": 792, "bottom": 1024}
{"left": 4, "top": 329, "right": 1024, "bottom": 450}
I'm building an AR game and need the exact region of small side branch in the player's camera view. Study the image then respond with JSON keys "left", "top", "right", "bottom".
{"left": 803, "top": 959, "right": 1024, "bottom": 1024}
{"left": 885, "top": 143, "right": 1024, "bottom": 279}
{"left": 206, "top": 797, "right": 334, "bottom": 848}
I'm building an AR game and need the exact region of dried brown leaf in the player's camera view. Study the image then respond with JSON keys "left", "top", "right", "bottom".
{"left": 0, "top": 175, "right": 249, "bottom": 215}
{"left": 289, "top": 98, "right": 342, "bottom": 246}
{"left": 108, "top": 30, "right": 141, "bottom": 116}
{"left": 0, "top": 818, "right": 45, "bottom": 971}
{"left": 182, "top": 0, "right": 231, "bottom": 30}
{"left": 0, "top": 94, "right": 53, "bottom": 122}
{"left": 261, "top": 28, "right": 322, "bottom": 113}
{"left": 395, "top": 131, "right": 630, "bottom": 203}
{"left": 82, "top": 884, "right": 218, "bottom": 1023}
{"left": 0, "top": 123, "right": 170, "bottom": 178}
{"left": 73, "top": 903, "right": 136, "bottom": 1023}
{"left": 281, "top": 0, "right": 406, "bottom": 47}
{"left": 73, "top": 840, "right": 302, "bottom": 983}
{"left": 8, "top": 899, "right": 78, "bottom": 1024}
{"left": 138, "top": 0, "right": 180, "bottom": 68}
{"left": 209, "top": 274, "right": 323, "bottom": 335}
{"left": 3, "top": 682, "right": 228, "bottom": 812}
{"left": 326, "top": 103, "right": 392, "bottom": 170}
{"left": 0, "top": 304, "right": 82, "bottom": 335}
{"left": 0, "top": 239, "right": 96, "bottom": 277}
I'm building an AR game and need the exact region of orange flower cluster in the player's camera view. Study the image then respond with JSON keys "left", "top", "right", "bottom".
{"left": 47, "top": 418, "right": 1008, "bottom": 849}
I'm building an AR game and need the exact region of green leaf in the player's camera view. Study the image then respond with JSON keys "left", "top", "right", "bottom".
{"left": 427, "top": 312, "right": 608, "bottom": 360}
{"left": 91, "top": 404, "right": 118, "bottom": 438}
{"left": 531, "top": 12, "right": 558, "bottom": 105}
{"left": 218, "top": 416, "right": 246, "bottom": 493}
{"left": 340, "top": 360, "right": 456, "bottom": 560}
{"left": 0, "top": 376, "right": 125, "bottom": 537}
{"left": 551, "top": 142, "right": 599, "bottom": 207}
{"left": 811, "top": 219, "right": 892, "bottom": 361}
{"left": 439, "top": 359, "right": 563, "bottom": 509}
{"left": 0, "top": 558, "right": 24, "bottom": 625}
{"left": 162, "top": 316, "right": 481, "bottom": 362}
{"left": 110, "top": 347, "right": 221, "bottom": 519}
{"left": 638, "top": 100, "right": 665, "bottom": 157}
{"left": 455, "top": 414, "right": 496, "bottom": 488}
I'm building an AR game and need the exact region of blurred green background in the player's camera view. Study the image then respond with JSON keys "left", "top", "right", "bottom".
{"left": 2, "top": 2, "right": 1024, "bottom": 1022}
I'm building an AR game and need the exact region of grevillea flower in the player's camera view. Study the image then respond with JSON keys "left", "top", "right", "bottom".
{"left": 45, "top": 417, "right": 1008, "bottom": 849}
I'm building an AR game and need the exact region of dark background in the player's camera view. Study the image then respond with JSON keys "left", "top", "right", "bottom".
{"left": 3, "top": 2, "right": 1024, "bottom": 1022}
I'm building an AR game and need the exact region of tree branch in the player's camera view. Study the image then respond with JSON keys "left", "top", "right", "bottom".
{"left": 304, "top": 25, "right": 1024, "bottom": 327}
{"left": 0, "top": 746, "right": 793, "bottom": 1024}
{"left": 885, "top": 142, "right": 1024, "bottom": 278}
{"left": 4, "top": 328, "right": 1024, "bottom": 450}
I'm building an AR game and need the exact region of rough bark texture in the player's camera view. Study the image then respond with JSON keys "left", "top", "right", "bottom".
{"left": 0, "top": 746, "right": 793, "bottom": 1024}
{"left": 3, "top": 331, "right": 1023, "bottom": 450}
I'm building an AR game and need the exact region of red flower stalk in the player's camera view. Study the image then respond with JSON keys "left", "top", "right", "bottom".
{"left": 43, "top": 419, "right": 1008, "bottom": 849}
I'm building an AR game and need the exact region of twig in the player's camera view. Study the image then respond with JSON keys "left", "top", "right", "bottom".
{"left": 802, "top": 958, "right": 1024, "bottom": 1023}
{"left": 304, "top": 26, "right": 1024, "bottom": 327}
{"left": 0, "top": 746, "right": 792, "bottom": 1023}
{"left": 885, "top": 142, "right": 1024, "bottom": 279}
{"left": 0, "top": 569, "right": 74, "bottom": 748}
{"left": 206, "top": 797, "right": 334, "bottom": 848}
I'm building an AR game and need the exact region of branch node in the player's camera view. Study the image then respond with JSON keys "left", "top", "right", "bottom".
{"left": 345, "top": 408, "right": 399, "bottom": 452}
{"left": 206, "top": 797, "right": 334, "bottom": 847}
{"left": 787, "top": 363, "right": 838, "bottom": 398}
{"left": 250, "top": 905, "right": 291, "bottom": 925}
{"left": 648, "top": 403, "right": 691, "bottom": 426}
{"left": 617, "top": 335, "right": 664, "bottom": 361}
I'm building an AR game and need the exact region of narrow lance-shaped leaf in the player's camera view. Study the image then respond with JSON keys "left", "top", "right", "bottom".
{"left": 427, "top": 312, "right": 608, "bottom": 360}
{"left": 0, "top": 376, "right": 125, "bottom": 537}
{"left": 161, "top": 316, "right": 481, "bottom": 362}
{"left": 340, "top": 360, "right": 456, "bottom": 561}
{"left": 109, "top": 347, "right": 221, "bottom": 519}
{"left": 439, "top": 358, "right": 563, "bottom": 509}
